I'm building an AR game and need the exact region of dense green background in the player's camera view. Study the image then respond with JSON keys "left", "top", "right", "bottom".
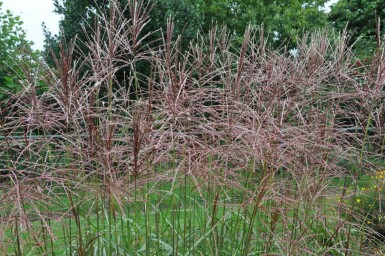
{"left": 1, "top": 0, "right": 384, "bottom": 103}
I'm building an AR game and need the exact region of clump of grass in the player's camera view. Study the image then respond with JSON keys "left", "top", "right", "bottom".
{"left": 0, "top": 1, "right": 385, "bottom": 255}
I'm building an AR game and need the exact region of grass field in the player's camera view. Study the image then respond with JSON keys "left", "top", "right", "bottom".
{"left": 3, "top": 174, "right": 381, "bottom": 255}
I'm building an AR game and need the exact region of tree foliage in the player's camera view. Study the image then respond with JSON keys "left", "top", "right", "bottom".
{"left": 328, "top": 0, "right": 385, "bottom": 57}
{"left": 45, "top": 0, "right": 202, "bottom": 58}
{"left": 196, "top": 0, "right": 328, "bottom": 47}
{"left": 0, "top": 1, "right": 38, "bottom": 103}
{"left": 45, "top": 0, "right": 329, "bottom": 55}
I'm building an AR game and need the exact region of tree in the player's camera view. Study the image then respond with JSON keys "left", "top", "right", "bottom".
{"left": 45, "top": 0, "right": 202, "bottom": 60}
{"left": 45, "top": 0, "right": 329, "bottom": 56}
{"left": 195, "top": 0, "right": 328, "bottom": 48}
{"left": 0, "top": 1, "right": 38, "bottom": 103}
{"left": 328, "top": 0, "right": 385, "bottom": 57}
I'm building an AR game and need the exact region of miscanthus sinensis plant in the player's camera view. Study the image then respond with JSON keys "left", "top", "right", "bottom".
{"left": 0, "top": 1, "right": 384, "bottom": 255}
